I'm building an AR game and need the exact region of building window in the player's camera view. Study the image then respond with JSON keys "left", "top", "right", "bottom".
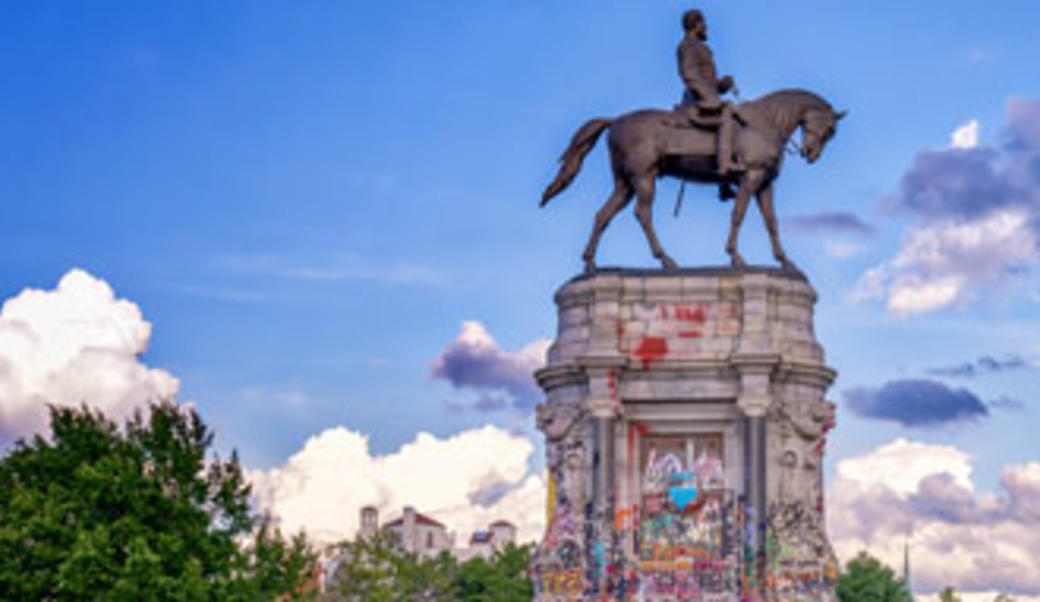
{"left": 427, "top": 532, "right": 434, "bottom": 549}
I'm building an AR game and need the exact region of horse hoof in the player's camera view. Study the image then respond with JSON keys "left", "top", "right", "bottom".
{"left": 584, "top": 260, "right": 597, "bottom": 275}
{"left": 780, "top": 259, "right": 805, "bottom": 277}
{"left": 661, "top": 257, "right": 679, "bottom": 271}
{"left": 730, "top": 254, "right": 746, "bottom": 269}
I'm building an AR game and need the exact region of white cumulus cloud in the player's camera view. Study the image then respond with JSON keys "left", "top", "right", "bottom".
{"left": 829, "top": 439, "right": 1040, "bottom": 596}
{"left": 951, "top": 119, "right": 980, "bottom": 149}
{"left": 851, "top": 209, "right": 1038, "bottom": 315}
{"left": 248, "top": 424, "right": 546, "bottom": 547}
{"left": 836, "top": 438, "right": 974, "bottom": 495}
{"left": 0, "top": 269, "right": 179, "bottom": 441}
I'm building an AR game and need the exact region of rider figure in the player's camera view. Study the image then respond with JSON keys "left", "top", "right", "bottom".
{"left": 677, "top": 9, "right": 742, "bottom": 177}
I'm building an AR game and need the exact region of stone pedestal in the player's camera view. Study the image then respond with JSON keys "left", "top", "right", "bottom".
{"left": 531, "top": 268, "right": 839, "bottom": 602}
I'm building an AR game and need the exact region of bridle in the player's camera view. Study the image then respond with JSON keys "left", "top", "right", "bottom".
{"left": 790, "top": 116, "right": 829, "bottom": 159}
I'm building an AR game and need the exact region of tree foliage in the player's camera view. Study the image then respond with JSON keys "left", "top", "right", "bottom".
{"left": 455, "top": 543, "right": 533, "bottom": 602}
{"left": 0, "top": 402, "right": 317, "bottom": 601}
{"left": 326, "top": 535, "right": 533, "bottom": 602}
{"left": 836, "top": 551, "right": 912, "bottom": 602}
{"left": 325, "top": 531, "right": 456, "bottom": 602}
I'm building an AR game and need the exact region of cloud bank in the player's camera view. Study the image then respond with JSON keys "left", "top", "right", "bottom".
{"left": 853, "top": 103, "right": 1040, "bottom": 315}
{"left": 927, "top": 354, "right": 1030, "bottom": 378}
{"left": 785, "top": 212, "right": 876, "bottom": 236}
{"left": 829, "top": 439, "right": 1040, "bottom": 596}
{"left": 0, "top": 269, "right": 179, "bottom": 442}
{"left": 248, "top": 424, "right": 546, "bottom": 546}
{"left": 843, "top": 378, "right": 989, "bottom": 427}
{"left": 431, "top": 321, "right": 549, "bottom": 412}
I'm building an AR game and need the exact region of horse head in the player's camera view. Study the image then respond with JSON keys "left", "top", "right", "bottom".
{"left": 800, "top": 108, "right": 846, "bottom": 164}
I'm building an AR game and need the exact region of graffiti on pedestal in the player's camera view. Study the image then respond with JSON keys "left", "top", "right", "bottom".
{"left": 618, "top": 301, "right": 741, "bottom": 369}
{"left": 532, "top": 400, "right": 591, "bottom": 601}
{"left": 764, "top": 397, "right": 841, "bottom": 602}
{"left": 627, "top": 434, "right": 739, "bottom": 601}
{"left": 533, "top": 503, "right": 586, "bottom": 599}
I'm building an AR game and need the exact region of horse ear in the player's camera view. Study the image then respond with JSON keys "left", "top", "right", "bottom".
{"left": 834, "top": 110, "right": 848, "bottom": 121}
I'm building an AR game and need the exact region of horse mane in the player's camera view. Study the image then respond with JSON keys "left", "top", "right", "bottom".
{"left": 744, "top": 89, "right": 833, "bottom": 137}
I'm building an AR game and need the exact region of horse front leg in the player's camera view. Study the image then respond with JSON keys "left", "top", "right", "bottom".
{"left": 725, "top": 170, "right": 764, "bottom": 268}
{"left": 632, "top": 175, "right": 678, "bottom": 270}
{"left": 755, "top": 182, "right": 802, "bottom": 275}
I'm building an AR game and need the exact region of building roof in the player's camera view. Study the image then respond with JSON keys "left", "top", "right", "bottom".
{"left": 489, "top": 520, "right": 515, "bottom": 528}
{"left": 383, "top": 511, "right": 445, "bottom": 529}
{"left": 470, "top": 531, "right": 492, "bottom": 544}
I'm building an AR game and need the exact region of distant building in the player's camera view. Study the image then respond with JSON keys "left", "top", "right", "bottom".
{"left": 359, "top": 505, "right": 378, "bottom": 540}
{"left": 352, "top": 505, "right": 456, "bottom": 557}
{"left": 455, "top": 519, "right": 517, "bottom": 562}
{"left": 903, "top": 539, "right": 914, "bottom": 601}
{"left": 382, "top": 506, "right": 454, "bottom": 558}
{"left": 325, "top": 505, "right": 454, "bottom": 598}
{"left": 324, "top": 506, "right": 519, "bottom": 595}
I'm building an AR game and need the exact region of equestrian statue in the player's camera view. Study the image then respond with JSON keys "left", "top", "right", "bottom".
{"left": 540, "top": 9, "right": 845, "bottom": 274}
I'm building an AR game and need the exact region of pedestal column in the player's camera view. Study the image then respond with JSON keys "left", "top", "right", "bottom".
{"left": 734, "top": 355, "right": 777, "bottom": 594}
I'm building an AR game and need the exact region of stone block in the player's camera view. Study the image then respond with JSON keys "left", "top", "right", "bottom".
{"left": 681, "top": 275, "right": 720, "bottom": 297}
{"left": 557, "top": 325, "right": 590, "bottom": 343}
{"left": 743, "top": 297, "right": 769, "bottom": 317}
{"left": 559, "top": 305, "right": 589, "bottom": 327}
{"left": 630, "top": 302, "right": 658, "bottom": 322}
{"left": 643, "top": 276, "right": 683, "bottom": 298}
{"left": 592, "top": 300, "right": 620, "bottom": 320}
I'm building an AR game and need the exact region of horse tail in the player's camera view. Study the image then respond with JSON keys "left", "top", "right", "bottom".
{"left": 540, "top": 117, "right": 613, "bottom": 207}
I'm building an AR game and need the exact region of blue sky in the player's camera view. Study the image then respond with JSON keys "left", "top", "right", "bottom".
{"left": 3, "top": 2, "right": 1040, "bottom": 595}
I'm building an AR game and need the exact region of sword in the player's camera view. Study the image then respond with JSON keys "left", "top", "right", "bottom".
{"left": 673, "top": 180, "right": 686, "bottom": 217}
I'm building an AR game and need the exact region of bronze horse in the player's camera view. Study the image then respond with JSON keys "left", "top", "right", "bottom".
{"left": 541, "top": 89, "right": 845, "bottom": 274}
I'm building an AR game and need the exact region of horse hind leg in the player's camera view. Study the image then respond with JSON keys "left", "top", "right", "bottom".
{"left": 582, "top": 176, "right": 633, "bottom": 273}
{"left": 632, "top": 175, "right": 678, "bottom": 270}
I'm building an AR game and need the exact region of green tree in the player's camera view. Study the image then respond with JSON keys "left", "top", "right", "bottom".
{"left": 0, "top": 402, "right": 317, "bottom": 601}
{"left": 836, "top": 551, "right": 912, "bottom": 602}
{"left": 326, "top": 536, "right": 533, "bottom": 602}
{"left": 455, "top": 543, "right": 534, "bottom": 602}
{"left": 993, "top": 593, "right": 1016, "bottom": 602}
{"left": 939, "top": 586, "right": 962, "bottom": 602}
{"left": 325, "top": 531, "right": 458, "bottom": 601}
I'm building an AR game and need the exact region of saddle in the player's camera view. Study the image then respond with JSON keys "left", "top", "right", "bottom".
{"left": 672, "top": 103, "right": 724, "bottom": 129}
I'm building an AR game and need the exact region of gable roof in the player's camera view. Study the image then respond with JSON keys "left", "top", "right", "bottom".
{"left": 383, "top": 511, "right": 445, "bottom": 529}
